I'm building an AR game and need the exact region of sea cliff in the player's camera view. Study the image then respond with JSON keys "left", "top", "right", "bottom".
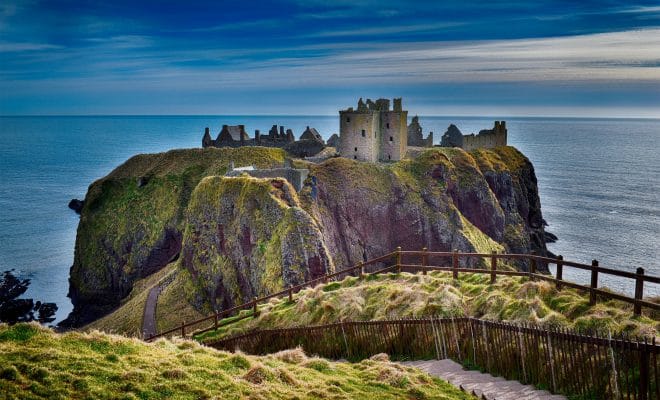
{"left": 61, "top": 146, "right": 549, "bottom": 328}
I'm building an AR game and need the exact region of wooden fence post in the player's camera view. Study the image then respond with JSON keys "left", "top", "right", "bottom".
{"left": 181, "top": 321, "right": 185, "bottom": 338}
{"left": 529, "top": 251, "right": 537, "bottom": 280}
{"left": 288, "top": 287, "right": 293, "bottom": 303}
{"left": 214, "top": 313, "right": 218, "bottom": 330}
{"left": 396, "top": 246, "right": 402, "bottom": 273}
{"left": 640, "top": 339, "right": 650, "bottom": 400}
{"left": 253, "top": 297, "right": 258, "bottom": 316}
{"left": 490, "top": 251, "right": 497, "bottom": 284}
{"left": 634, "top": 267, "right": 645, "bottom": 316}
{"left": 452, "top": 249, "right": 459, "bottom": 280}
{"left": 422, "top": 247, "right": 428, "bottom": 275}
{"left": 589, "top": 260, "right": 598, "bottom": 306}
{"left": 359, "top": 262, "right": 364, "bottom": 279}
{"left": 555, "top": 255, "right": 563, "bottom": 290}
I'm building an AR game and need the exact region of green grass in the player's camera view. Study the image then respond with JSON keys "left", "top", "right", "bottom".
{"left": 70, "top": 147, "right": 288, "bottom": 313}
{"left": 0, "top": 323, "right": 472, "bottom": 400}
{"left": 196, "top": 272, "right": 658, "bottom": 343}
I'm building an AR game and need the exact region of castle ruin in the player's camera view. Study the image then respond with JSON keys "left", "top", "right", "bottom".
{"left": 338, "top": 98, "right": 408, "bottom": 162}
{"left": 407, "top": 116, "right": 433, "bottom": 147}
{"left": 201, "top": 100, "right": 507, "bottom": 163}
{"left": 440, "top": 121, "right": 507, "bottom": 151}
{"left": 202, "top": 124, "right": 326, "bottom": 158}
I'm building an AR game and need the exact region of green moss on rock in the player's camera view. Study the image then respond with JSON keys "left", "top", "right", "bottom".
{"left": 181, "top": 175, "right": 334, "bottom": 312}
{"left": 65, "top": 147, "right": 288, "bottom": 327}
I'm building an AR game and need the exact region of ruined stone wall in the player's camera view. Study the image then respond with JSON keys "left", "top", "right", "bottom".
{"left": 463, "top": 121, "right": 507, "bottom": 151}
{"left": 226, "top": 168, "right": 309, "bottom": 192}
{"left": 338, "top": 111, "right": 379, "bottom": 162}
{"left": 463, "top": 133, "right": 496, "bottom": 151}
{"left": 379, "top": 111, "right": 408, "bottom": 161}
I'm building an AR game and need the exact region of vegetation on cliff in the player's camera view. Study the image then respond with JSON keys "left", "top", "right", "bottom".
{"left": 181, "top": 175, "right": 333, "bottom": 315}
{"left": 0, "top": 323, "right": 471, "bottom": 400}
{"left": 69, "top": 145, "right": 550, "bottom": 332}
{"left": 65, "top": 147, "right": 287, "bottom": 326}
{"left": 196, "top": 271, "right": 658, "bottom": 343}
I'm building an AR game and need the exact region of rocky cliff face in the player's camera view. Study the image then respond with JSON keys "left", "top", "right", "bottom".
{"left": 300, "top": 147, "right": 547, "bottom": 270}
{"left": 181, "top": 175, "right": 333, "bottom": 313}
{"left": 60, "top": 147, "right": 287, "bottom": 327}
{"left": 62, "top": 145, "right": 549, "bottom": 328}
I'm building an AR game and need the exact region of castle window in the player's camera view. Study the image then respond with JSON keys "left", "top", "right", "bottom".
{"left": 354, "top": 147, "right": 357, "bottom": 152}
{"left": 354, "top": 156, "right": 357, "bottom": 159}
{"left": 389, "top": 136, "right": 393, "bottom": 142}
{"left": 386, "top": 123, "right": 390, "bottom": 129}
{"left": 388, "top": 154, "right": 391, "bottom": 160}
{"left": 361, "top": 129, "right": 365, "bottom": 137}
{"left": 346, "top": 117, "right": 350, "bottom": 122}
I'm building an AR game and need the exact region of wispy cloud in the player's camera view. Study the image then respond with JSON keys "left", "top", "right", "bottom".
{"left": 0, "top": 41, "right": 61, "bottom": 52}
{"left": 306, "top": 22, "right": 465, "bottom": 38}
{"left": 1, "top": 1, "right": 660, "bottom": 115}
{"left": 5, "top": 28, "right": 658, "bottom": 90}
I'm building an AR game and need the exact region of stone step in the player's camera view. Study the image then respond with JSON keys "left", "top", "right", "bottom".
{"left": 399, "top": 359, "right": 567, "bottom": 400}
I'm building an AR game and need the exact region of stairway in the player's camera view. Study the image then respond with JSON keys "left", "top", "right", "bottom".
{"left": 400, "top": 359, "right": 567, "bottom": 400}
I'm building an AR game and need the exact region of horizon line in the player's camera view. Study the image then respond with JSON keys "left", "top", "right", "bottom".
{"left": 2, "top": 113, "right": 660, "bottom": 120}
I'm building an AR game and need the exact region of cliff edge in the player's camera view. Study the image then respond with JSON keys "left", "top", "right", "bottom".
{"left": 61, "top": 145, "right": 549, "bottom": 329}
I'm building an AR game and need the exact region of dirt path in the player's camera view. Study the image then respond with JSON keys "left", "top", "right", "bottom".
{"left": 142, "top": 283, "right": 166, "bottom": 339}
{"left": 400, "top": 359, "right": 567, "bottom": 400}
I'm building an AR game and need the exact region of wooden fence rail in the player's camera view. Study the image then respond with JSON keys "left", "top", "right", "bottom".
{"left": 206, "top": 317, "right": 660, "bottom": 400}
{"left": 145, "top": 248, "right": 659, "bottom": 341}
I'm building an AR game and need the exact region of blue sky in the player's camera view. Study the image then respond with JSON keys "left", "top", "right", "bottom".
{"left": 1, "top": 0, "right": 659, "bottom": 116}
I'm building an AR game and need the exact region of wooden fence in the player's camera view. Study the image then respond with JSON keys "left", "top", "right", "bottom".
{"left": 206, "top": 317, "right": 659, "bottom": 400}
{"left": 145, "top": 248, "right": 659, "bottom": 341}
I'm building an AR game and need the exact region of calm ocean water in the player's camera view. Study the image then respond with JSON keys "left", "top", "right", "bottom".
{"left": 0, "top": 116, "right": 658, "bottom": 323}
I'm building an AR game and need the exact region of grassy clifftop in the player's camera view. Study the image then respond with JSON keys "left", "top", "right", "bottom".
{"left": 196, "top": 271, "right": 658, "bottom": 343}
{"left": 68, "top": 145, "right": 551, "bottom": 334}
{"left": 0, "top": 323, "right": 471, "bottom": 400}
{"left": 65, "top": 147, "right": 288, "bottom": 327}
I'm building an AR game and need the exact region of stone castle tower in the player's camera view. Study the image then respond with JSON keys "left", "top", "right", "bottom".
{"left": 338, "top": 98, "right": 408, "bottom": 162}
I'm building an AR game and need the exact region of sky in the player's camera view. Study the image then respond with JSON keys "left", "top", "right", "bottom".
{"left": 1, "top": 0, "right": 660, "bottom": 117}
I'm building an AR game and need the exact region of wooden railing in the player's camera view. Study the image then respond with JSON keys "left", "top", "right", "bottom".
{"left": 206, "top": 317, "right": 660, "bottom": 400}
{"left": 145, "top": 248, "right": 659, "bottom": 341}
{"left": 145, "top": 251, "right": 396, "bottom": 341}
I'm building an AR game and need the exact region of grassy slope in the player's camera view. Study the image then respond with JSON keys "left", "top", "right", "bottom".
{"left": 0, "top": 323, "right": 471, "bottom": 400}
{"left": 84, "top": 263, "right": 178, "bottom": 336}
{"left": 74, "top": 146, "right": 535, "bottom": 335}
{"left": 197, "top": 272, "right": 658, "bottom": 343}
{"left": 71, "top": 147, "right": 287, "bottom": 307}
{"left": 156, "top": 266, "right": 207, "bottom": 334}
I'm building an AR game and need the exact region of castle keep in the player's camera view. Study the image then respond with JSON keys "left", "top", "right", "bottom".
{"left": 339, "top": 98, "right": 408, "bottom": 162}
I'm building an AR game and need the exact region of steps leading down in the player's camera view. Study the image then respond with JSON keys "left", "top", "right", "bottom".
{"left": 399, "top": 359, "right": 567, "bottom": 400}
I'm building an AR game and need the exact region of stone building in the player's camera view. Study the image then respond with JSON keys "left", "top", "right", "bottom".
{"left": 300, "top": 126, "right": 324, "bottom": 143}
{"left": 462, "top": 121, "right": 507, "bottom": 151}
{"left": 407, "top": 116, "right": 433, "bottom": 147}
{"left": 226, "top": 165, "right": 309, "bottom": 192}
{"left": 440, "top": 121, "right": 507, "bottom": 151}
{"left": 326, "top": 134, "right": 339, "bottom": 148}
{"left": 338, "top": 98, "right": 408, "bottom": 162}
{"left": 202, "top": 123, "right": 329, "bottom": 159}
{"left": 439, "top": 124, "right": 464, "bottom": 148}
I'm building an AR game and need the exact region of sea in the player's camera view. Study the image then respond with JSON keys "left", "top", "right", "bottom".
{"left": 0, "top": 116, "right": 658, "bottom": 323}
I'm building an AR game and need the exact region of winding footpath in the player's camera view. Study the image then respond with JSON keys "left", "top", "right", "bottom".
{"left": 400, "top": 359, "right": 567, "bottom": 400}
{"left": 142, "top": 283, "right": 166, "bottom": 339}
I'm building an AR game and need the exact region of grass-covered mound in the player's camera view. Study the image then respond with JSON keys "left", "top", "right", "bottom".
{"left": 197, "top": 272, "right": 658, "bottom": 343}
{"left": 0, "top": 323, "right": 471, "bottom": 400}
{"left": 66, "top": 147, "right": 288, "bottom": 326}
